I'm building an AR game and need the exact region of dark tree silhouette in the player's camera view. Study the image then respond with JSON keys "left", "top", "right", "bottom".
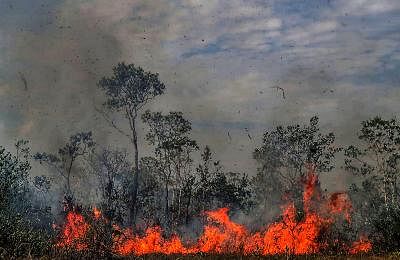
{"left": 98, "top": 63, "right": 166, "bottom": 225}
{"left": 253, "top": 116, "right": 340, "bottom": 214}
{"left": 345, "top": 117, "right": 400, "bottom": 250}
{"left": 1, "top": 144, "right": 51, "bottom": 257}
{"left": 142, "top": 110, "right": 198, "bottom": 227}
{"left": 34, "top": 132, "right": 95, "bottom": 198}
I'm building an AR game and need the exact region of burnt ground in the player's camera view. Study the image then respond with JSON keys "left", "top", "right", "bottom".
{"left": 42, "top": 253, "right": 400, "bottom": 260}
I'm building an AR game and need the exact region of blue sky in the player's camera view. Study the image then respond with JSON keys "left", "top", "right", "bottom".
{"left": 0, "top": 0, "right": 399, "bottom": 185}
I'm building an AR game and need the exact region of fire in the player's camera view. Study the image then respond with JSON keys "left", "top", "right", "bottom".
{"left": 350, "top": 236, "right": 372, "bottom": 254}
{"left": 195, "top": 207, "right": 248, "bottom": 254}
{"left": 261, "top": 204, "right": 327, "bottom": 254}
{"left": 55, "top": 169, "right": 372, "bottom": 256}
{"left": 93, "top": 206, "right": 101, "bottom": 220}
{"left": 327, "top": 192, "right": 352, "bottom": 223}
{"left": 56, "top": 210, "right": 90, "bottom": 250}
{"left": 113, "top": 226, "right": 189, "bottom": 255}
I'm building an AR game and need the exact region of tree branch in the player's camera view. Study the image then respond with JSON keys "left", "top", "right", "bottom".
{"left": 95, "top": 106, "right": 133, "bottom": 142}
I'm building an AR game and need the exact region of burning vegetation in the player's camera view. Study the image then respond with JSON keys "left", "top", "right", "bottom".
{"left": 54, "top": 167, "right": 371, "bottom": 257}
{"left": 0, "top": 63, "right": 398, "bottom": 258}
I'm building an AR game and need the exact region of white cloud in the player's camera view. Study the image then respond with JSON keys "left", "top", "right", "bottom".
{"left": 284, "top": 20, "right": 337, "bottom": 43}
{"left": 338, "top": 0, "right": 400, "bottom": 15}
{"left": 154, "top": 0, "right": 280, "bottom": 55}
{"left": 232, "top": 18, "right": 282, "bottom": 34}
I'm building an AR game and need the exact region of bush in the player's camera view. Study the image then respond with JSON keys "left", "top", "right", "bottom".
{"left": 0, "top": 145, "right": 53, "bottom": 257}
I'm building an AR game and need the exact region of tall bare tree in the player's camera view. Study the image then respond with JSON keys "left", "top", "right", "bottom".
{"left": 98, "top": 63, "right": 165, "bottom": 225}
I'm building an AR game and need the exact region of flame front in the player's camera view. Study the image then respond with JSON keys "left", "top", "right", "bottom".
{"left": 56, "top": 170, "right": 371, "bottom": 256}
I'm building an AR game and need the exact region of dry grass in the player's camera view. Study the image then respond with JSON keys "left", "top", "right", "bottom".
{"left": 122, "top": 254, "right": 400, "bottom": 260}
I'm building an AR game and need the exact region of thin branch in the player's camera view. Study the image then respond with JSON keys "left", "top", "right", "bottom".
{"left": 95, "top": 106, "right": 132, "bottom": 142}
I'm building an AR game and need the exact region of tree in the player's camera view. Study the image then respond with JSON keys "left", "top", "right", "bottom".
{"left": 86, "top": 148, "right": 132, "bottom": 254}
{"left": 90, "top": 148, "right": 131, "bottom": 225}
{"left": 193, "top": 146, "right": 252, "bottom": 217}
{"left": 193, "top": 146, "right": 227, "bottom": 214}
{"left": 98, "top": 63, "right": 166, "bottom": 225}
{"left": 210, "top": 171, "right": 252, "bottom": 212}
{"left": 345, "top": 117, "right": 400, "bottom": 208}
{"left": 0, "top": 146, "right": 30, "bottom": 211}
{"left": 194, "top": 146, "right": 217, "bottom": 214}
{"left": 34, "top": 132, "right": 95, "bottom": 198}
{"left": 253, "top": 116, "right": 339, "bottom": 213}
{"left": 137, "top": 156, "right": 164, "bottom": 225}
{"left": 0, "top": 143, "right": 51, "bottom": 257}
{"left": 344, "top": 116, "right": 400, "bottom": 250}
{"left": 142, "top": 110, "right": 198, "bottom": 227}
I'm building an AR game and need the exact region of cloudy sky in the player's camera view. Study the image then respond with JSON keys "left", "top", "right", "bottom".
{"left": 0, "top": 0, "right": 399, "bottom": 189}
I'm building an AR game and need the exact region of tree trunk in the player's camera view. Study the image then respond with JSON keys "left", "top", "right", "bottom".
{"left": 185, "top": 187, "right": 192, "bottom": 224}
{"left": 164, "top": 181, "right": 170, "bottom": 227}
{"left": 130, "top": 122, "right": 139, "bottom": 227}
{"left": 66, "top": 157, "right": 74, "bottom": 197}
{"left": 177, "top": 188, "right": 182, "bottom": 221}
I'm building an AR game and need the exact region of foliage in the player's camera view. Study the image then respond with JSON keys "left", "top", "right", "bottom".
{"left": 193, "top": 146, "right": 252, "bottom": 212}
{"left": 252, "top": 116, "right": 340, "bottom": 215}
{"left": 90, "top": 148, "right": 132, "bottom": 225}
{"left": 137, "top": 156, "right": 164, "bottom": 226}
{"left": 98, "top": 62, "right": 166, "bottom": 226}
{"left": 345, "top": 116, "right": 400, "bottom": 251}
{"left": 6, "top": 109, "right": 400, "bottom": 256}
{"left": 193, "top": 146, "right": 218, "bottom": 213}
{"left": 142, "top": 110, "right": 198, "bottom": 227}
{"left": 208, "top": 171, "right": 252, "bottom": 212}
{"left": 139, "top": 111, "right": 252, "bottom": 228}
{"left": 254, "top": 116, "right": 338, "bottom": 178}
{"left": 0, "top": 144, "right": 52, "bottom": 258}
{"left": 98, "top": 63, "right": 165, "bottom": 114}
{"left": 0, "top": 146, "right": 30, "bottom": 208}
{"left": 34, "top": 131, "right": 95, "bottom": 196}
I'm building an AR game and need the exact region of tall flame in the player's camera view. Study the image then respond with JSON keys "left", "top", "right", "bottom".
{"left": 56, "top": 211, "right": 90, "bottom": 250}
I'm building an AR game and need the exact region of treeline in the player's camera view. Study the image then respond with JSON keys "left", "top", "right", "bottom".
{"left": 0, "top": 63, "right": 400, "bottom": 257}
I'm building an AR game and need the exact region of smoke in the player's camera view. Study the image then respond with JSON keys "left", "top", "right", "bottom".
{"left": 0, "top": 0, "right": 399, "bottom": 196}
{"left": 0, "top": 1, "right": 121, "bottom": 149}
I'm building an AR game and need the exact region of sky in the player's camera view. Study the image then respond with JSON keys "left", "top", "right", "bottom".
{"left": 0, "top": 0, "right": 399, "bottom": 190}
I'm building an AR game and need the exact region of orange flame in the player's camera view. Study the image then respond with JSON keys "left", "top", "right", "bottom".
{"left": 327, "top": 192, "right": 352, "bottom": 223}
{"left": 56, "top": 211, "right": 90, "bottom": 250}
{"left": 56, "top": 169, "right": 371, "bottom": 256}
{"left": 93, "top": 206, "right": 102, "bottom": 220}
{"left": 349, "top": 236, "right": 372, "bottom": 254}
{"left": 113, "top": 226, "right": 189, "bottom": 255}
{"left": 195, "top": 207, "right": 248, "bottom": 254}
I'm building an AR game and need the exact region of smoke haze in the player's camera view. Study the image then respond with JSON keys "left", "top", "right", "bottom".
{"left": 1, "top": 0, "right": 400, "bottom": 191}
